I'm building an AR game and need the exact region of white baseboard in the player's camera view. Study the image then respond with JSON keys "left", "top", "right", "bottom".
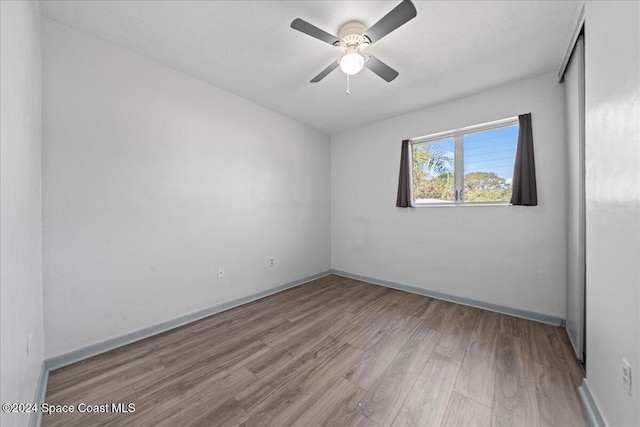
{"left": 45, "top": 270, "right": 331, "bottom": 372}
{"left": 28, "top": 362, "right": 48, "bottom": 427}
{"left": 578, "top": 378, "right": 606, "bottom": 427}
{"left": 32, "top": 269, "right": 573, "bottom": 426}
{"left": 330, "top": 269, "right": 564, "bottom": 325}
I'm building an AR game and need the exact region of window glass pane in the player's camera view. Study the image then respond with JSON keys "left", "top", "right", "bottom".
{"left": 413, "top": 138, "right": 455, "bottom": 203}
{"left": 463, "top": 125, "right": 518, "bottom": 202}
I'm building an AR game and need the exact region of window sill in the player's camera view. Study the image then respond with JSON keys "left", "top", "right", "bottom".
{"left": 413, "top": 202, "right": 511, "bottom": 208}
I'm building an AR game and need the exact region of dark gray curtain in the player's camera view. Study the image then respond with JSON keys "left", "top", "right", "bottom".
{"left": 396, "top": 139, "right": 415, "bottom": 208}
{"left": 510, "top": 113, "right": 538, "bottom": 206}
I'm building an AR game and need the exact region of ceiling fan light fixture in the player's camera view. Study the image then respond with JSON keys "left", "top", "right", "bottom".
{"left": 291, "top": 0, "right": 416, "bottom": 83}
{"left": 340, "top": 52, "right": 364, "bottom": 75}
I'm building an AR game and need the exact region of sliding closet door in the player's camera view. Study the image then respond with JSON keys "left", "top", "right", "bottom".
{"left": 564, "top": 35, "right": 586, "bottom": 362}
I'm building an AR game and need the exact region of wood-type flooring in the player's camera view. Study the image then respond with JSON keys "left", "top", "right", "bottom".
{"left": 42, "top": 275, "right": 589, "bottom": 426}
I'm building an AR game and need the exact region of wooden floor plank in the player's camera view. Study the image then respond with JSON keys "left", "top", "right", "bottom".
{"left": 533, "top": 362, "right": 590, "bottom": 427}
{"left": 420, "top": 298, "right": 455, "bottom": 330}
{"left": 41, "top": 275, "right": 588, "bottom": 427}
{"left": 45, "top": 339, "right": 158, "bottom": 396}
{"left": 154, "top": 397, "right": 250, "bottom": 427}
{"left": 246, "top": 317, "right": 363, "bottom": 382}
{"left": 347, "top": 311, "right": 405, "bottom": 351}
{"left": 348, "top": 289, "right": 407, "bottom": 327}
{"left": 263, "top": 309, "right": 350, "bottom": 350}
{"left": 401, "top": 293, "right": 436, "bottom": 319}
{"left": 43, "top": 384, "right": 138, "bottom": 427}
{"left": 238, "top": 343, "right": 364, "bottom": 426}
{"left": 108, "top": 368, "right": 256, "bottom": 427}
{"left": 357, "top": 324, "right": 440, "bottom": 426}
{"left": 344, "top": 284, "right": 392, "bottom": 317}
{"left": 500, "top": 315, "right": 529, "bottom": 340}
{"left": 284, "top": 278, "right": 360, "bottom": 323}
{"left": 496, "top": 332, "right": 534, "bottom": 382}
{"left": 453, "top": 310, "right": 501, "bottom": 407}
{"left": 434, "top": 304, "right": 482, "bottom": 361}
{"left": 187, "top": 275, "right": 339, "bottom": 331}
{"left": 391, "top": 352, "right": 461, "bottom": 427}
{"left": 192, "top": 313, "right": 292, "bottom": 348}
{"left": 159, "top": 335, "right": 272, "bottom": 376}
{"left": 291, "top": 377, "right": 370, "bottom": 427}
{"left": 134, "top": 364, "right": 256, "bottom": 409}
{"left": 344, "top": 315, "right": 423, "bottom": 390}
{"left": 46, "top": 356, "right": 164, "bottom": 404}
{"left": 235, "top": 340, "right": 357, "bottom": 413}
{"left": 492, "top": 370, "right": 540, "bottom": 427}
{"left": 441, "top": 392, "right": 493, "bottom": 427}
{"left": 528, "top": 322, "right": 569, "bottom": 370}
{"left": 378, "top": 289, "right": 432, "bottom": 322}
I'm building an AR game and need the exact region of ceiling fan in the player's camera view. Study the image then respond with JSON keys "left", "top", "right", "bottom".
{"left": 291, "top": 0, "right": 417, "bottom": 84}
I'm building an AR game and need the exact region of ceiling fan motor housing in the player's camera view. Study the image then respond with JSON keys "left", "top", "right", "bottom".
{"left": 336, "top": 21, "right": 370, "bottom": 51}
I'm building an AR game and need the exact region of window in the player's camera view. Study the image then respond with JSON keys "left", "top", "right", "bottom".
{"left": 412, "top": 117, "right": 519, "bottom": 205}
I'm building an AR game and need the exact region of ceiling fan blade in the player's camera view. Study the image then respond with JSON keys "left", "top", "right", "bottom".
{"left": 310, "top": 61, "right": 339, "bottom": 83}
{"left": 365, "top": 55, "right": 399, "bottom": 82}
{"left": 364, "top": 0, "right": 417, "bottom": 44}
{"left": 291, "top": 18, "right": 340, "bottom": 46}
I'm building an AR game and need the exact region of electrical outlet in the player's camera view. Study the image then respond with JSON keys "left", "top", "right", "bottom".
{"left": 217, "top": 267, "right": 225, "bottom": 279}
{"left": 269, "top": 257, "right": 275, "bottom": 267}
{"left": 622, "top": 358, "right": 632, "bottom": 396}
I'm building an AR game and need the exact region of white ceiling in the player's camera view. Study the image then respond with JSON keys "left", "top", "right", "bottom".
{"left": 40, "top": 1, "right": 581, "bottom": 135}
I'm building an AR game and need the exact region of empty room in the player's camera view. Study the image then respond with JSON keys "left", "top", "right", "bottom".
{"left": 1, "top": 1, "right": 638, "bottom": 426}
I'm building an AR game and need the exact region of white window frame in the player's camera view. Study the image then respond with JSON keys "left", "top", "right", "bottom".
{"left": 411, "top": 116, "right": 519, "bottom": 207}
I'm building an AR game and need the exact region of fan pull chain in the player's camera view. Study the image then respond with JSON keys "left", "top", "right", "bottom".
{"left": 346, "top": 74, "right": 351, "bottom": 95}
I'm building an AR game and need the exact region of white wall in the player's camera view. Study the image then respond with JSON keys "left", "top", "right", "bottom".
{"left": 331, "top": 73, "right": 567, "bottom": 318}
{"left": 42, "top": 19, "right": 331, "bottom": 358}
{"left": 0, "top": 2, "right": 45, "bottom": 426}
{"left": 584, "top": 2, "right": 640, "bottom": 426}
